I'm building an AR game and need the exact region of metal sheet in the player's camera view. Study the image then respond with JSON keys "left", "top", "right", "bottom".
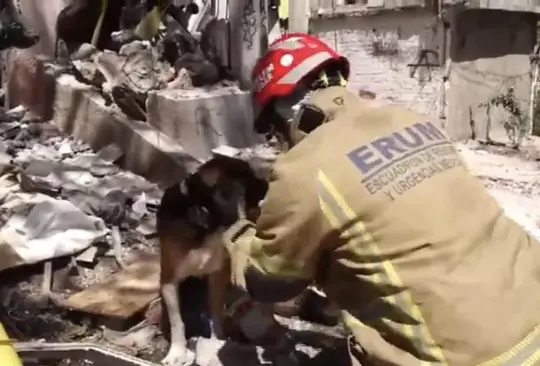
{"left": 15, "top": 341, "right": 159, "bottom": 366}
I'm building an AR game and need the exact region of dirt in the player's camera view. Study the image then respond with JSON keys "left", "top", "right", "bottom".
{"left": 457, "top": 138, "right": 540, "bottom": 238}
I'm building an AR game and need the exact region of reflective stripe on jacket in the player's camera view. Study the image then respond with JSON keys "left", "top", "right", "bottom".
{"left": 224, "top": 86, "right": 540, "bottom": 365}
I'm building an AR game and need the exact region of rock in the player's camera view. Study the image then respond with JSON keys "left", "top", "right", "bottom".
{"left": 0, "top": 143, "right": 12, "bottom": 174}
{"left": 135, "top": 215, "right": 157, "bottom": 238}
{"left": 97, "top": 189, "right": 129, "bottom": 225}
{"left": 18, "top": 171, "right": 60, "bottom": 196}
{"left": 64, "top": 189, "right": 102, "bottom": 215}
{"left": 167, "top": 68, "right": 193, "bottom": 89}
{"left": 96, "top": 143, "right": 123, "bottom": 163}
{"left": 71, "top": 43, "right": 99, "bottom": 61}
{"left": 0, "top": 105, "right": 26, "bottom": 122}
{"left": 110, "top": 29, "right": 138, "bottom": 44}
{"left": 174, "top": 52, "right": 220, "bottom": 87}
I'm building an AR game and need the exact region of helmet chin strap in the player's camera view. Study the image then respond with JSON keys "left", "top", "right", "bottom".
{"left": 273, "top": 88, "right": 314, "bottom": 148}
{"left": 271, "top": 70, "right": 348, "bottom": 148}
{"left": 274, "top": 86, "right": 312, "bottom": 122}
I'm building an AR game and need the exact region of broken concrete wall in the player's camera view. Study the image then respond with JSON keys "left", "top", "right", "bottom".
{"left": 53, "top": 75, "right": 201, "bottom": 184}
{"left": 445, "top": 9, "right": 537, "bottom": 142}
{"left": 147, "top": 87, "right": 257, "bottom": 161}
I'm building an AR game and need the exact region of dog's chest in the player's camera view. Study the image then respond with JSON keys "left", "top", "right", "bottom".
{"left": 177, "top": 232, "right": 227, "bottom": 278}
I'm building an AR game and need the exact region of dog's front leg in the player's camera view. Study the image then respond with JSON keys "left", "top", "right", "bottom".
{"left": 208, "top": 262, "right": 230, "bottom": 340}
{"left": 161, "top": 281, "right": 195, "bottom": 366}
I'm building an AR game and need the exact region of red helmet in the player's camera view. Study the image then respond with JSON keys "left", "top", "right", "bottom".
{"left": 252, "top": 33, "right": 350, "bottom": 111}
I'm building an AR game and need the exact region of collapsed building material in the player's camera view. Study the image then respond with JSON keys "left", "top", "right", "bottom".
{"left": 61, "top": 255, "right": 160, "bottom": 329}
{"left": 147, "top": 87, "right": 258, "bottom": 161}
{"left": 14, "top": 341, "right": 160, "bottom": 366}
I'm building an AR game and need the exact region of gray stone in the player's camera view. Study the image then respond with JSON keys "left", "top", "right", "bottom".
{"left": 51, "top": 74, "right": 201, "bottom": 185}
{"left": 147, "top": 86, "right": 256, "bottom": 160}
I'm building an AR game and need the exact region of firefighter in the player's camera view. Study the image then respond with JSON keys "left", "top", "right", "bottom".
{"left": 0, "top": 322, "right": 22, "bottom": 366}
{"left": 222, "top": 32, "right": 540, "bottom": 365}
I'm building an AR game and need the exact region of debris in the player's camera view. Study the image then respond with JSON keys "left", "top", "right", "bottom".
{"left": 71, "top": 43, "right": 99, "bottom": 61}
{"left": 57, "top": 142, "right": 73, "bottom": 157}
{"left": 18, "top": 171, "right": 59, "bottom": 196}
{"left": 14, "top": 341, "right": 161, "bottom": 366}
{"left": 0, "top": 196, "right": 108, "bottom": 271}
{"left": 41, "top": 261, "right": 53, "bottom": 298}
{"left": 0, "top": 105, "right": 26, "bottom": 122}
{"left": 97, "top": 143, "right": 123, "bottom": 163}
{"left": 76, "top": 246, "right": 99, "bottom": 267}
{"left": 135, "top": 216, "right": 157, "bottom": 239}
{"left": 131, "top": 192, "right": 148, "bottom": 220}
{"left": 62, "top": 255, "right": 160, "bottom": 324}
{"left": 0, "top": 144, "right": 12, "bottom": 174}
{"left": 110, "top": 226, "right": 126, "bottom": 269}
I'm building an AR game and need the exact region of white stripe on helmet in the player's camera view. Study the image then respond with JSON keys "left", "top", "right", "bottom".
{"left": 276, "top": 51, "right": 333, "bottom": 86}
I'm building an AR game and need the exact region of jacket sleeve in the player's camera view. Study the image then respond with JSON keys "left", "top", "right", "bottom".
{"left": 223, "top": 161, "right": 323, "bottom": 303}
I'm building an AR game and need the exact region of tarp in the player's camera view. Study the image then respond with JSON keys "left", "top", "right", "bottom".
{"left": 0, "top": 184, "right": 108, "bottom": 272}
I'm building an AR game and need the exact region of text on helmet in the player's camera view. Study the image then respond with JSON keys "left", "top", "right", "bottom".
{"left": 254, "top": 63, "right": 275, "bottom": 93}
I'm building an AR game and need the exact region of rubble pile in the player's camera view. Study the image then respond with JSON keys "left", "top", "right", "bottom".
{"left": 0, "top": 105, "right": 345, "bottom": 366}
{"left": 55, "top": 0, "right": 235, "bottom": 123}
{"left": 0, "top": 105, "right": 167, "bottom": 360}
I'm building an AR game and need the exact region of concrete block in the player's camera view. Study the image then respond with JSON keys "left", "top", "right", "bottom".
{"left": 147, "top": 87, "right": 257, "bottom": 161}
{"left": 53, "top": 75, "right": 201, "bottom": 185}
{"left": 7, "top": 49, "right": 56, "bottom": 120}
{"left": 7, "top": 52, "right": 257, "bottom": 186}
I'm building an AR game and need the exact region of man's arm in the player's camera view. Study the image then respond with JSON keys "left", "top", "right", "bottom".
{"left": 223, "top": 161, "right": 323, "bottom": 303}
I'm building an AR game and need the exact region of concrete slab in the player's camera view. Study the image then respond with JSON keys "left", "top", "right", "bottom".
{"left": 147, "top": 87, "right": 257, "bottom": 161}
{"left": 7, "top": 51, "right": 258, "bottom": 186}
{"left": 53, "top": 74, "right": 202, "bottom": 185}
{"left": 7, "top": 49, "right": 56, "bottom": 120}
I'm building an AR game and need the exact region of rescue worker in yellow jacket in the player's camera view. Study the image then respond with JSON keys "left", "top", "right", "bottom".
{"left": 223, "top": 32, "right": 540, "bottom": 365}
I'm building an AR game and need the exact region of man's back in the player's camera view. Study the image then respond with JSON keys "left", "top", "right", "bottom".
{"left": 278, "top": 86, "right": 540, "bottom": 365}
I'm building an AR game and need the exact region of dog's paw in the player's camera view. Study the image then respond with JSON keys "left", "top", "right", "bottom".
{"left": 161, "top": 347, "right": 195, "bottom": 366}
{"left": 210, "top": 322, "right": 225, "bottom": 340}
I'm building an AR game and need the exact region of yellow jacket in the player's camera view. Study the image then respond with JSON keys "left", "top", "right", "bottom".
{"left": 225, "top": 86, "right": 540, "bottom": 365}
{"left": 0, "top": 322, "right": 22, "bottom": 366}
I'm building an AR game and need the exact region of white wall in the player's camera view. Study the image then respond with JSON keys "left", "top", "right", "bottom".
{"left": 311, "top": 11, "right": 445, "bottom": 118}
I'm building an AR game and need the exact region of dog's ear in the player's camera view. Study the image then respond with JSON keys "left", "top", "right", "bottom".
{"left": 197, "top": 159, "right": 226, "bottom": 187}
{"left": 197, "top": 157, "right": 255, "bottom": 187}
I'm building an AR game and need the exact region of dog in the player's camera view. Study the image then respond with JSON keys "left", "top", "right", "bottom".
{"left": 157, "top": 156, "right": 268, "bottom": 366}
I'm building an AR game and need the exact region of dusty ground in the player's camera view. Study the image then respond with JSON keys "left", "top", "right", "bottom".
{"left": 457, "top": 138, "right": 540, "bottom": 239}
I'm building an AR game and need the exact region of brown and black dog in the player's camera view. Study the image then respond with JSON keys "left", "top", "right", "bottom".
{"left": 157, "top": 157, "right": 268, "bottom": 366}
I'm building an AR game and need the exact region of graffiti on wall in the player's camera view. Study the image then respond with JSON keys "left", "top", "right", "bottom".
{"left": 241, "top": 0, "right": 257, "bottom": 50}
{"left": 407, "top": 23, "right": 443, "bottom": 82}
{"left": 260, "top": 0, "right": 268, "bottom": 51}
{"left": 407, "top": 49, "right": 440, "bottom": 81}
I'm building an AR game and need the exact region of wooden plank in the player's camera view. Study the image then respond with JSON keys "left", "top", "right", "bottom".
{"left": 62, "top": 255, "right": 160, "bottom": 320}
